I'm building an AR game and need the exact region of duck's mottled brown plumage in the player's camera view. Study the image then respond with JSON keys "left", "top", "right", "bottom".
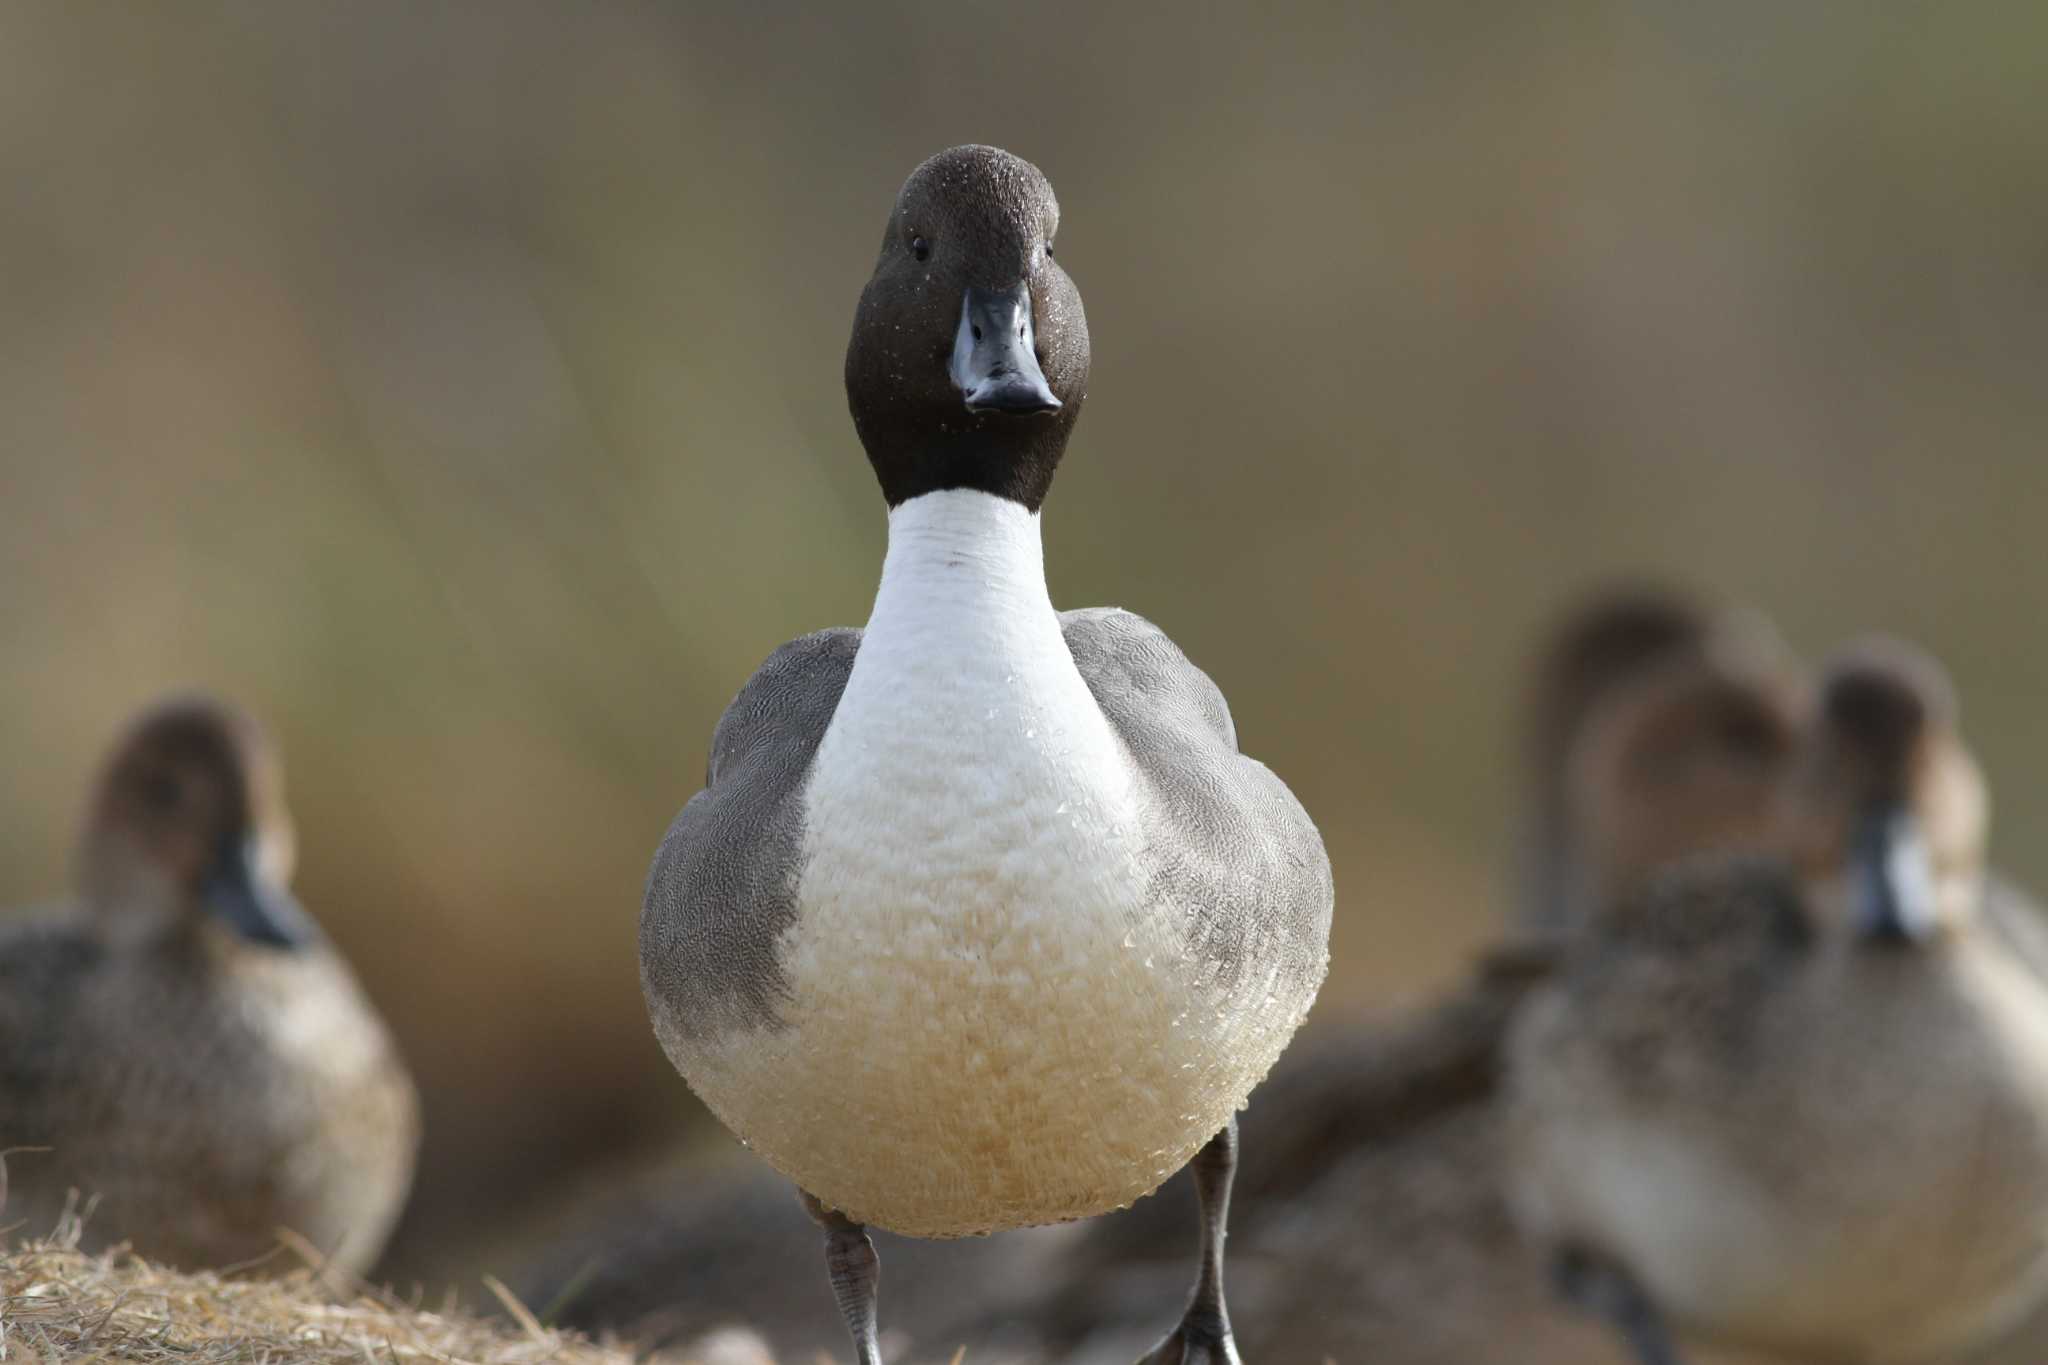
{"left": 1509, "top": 641, "right": 2048, "bottom": 1363}
{"left": 0, "top": 697, "right": 418, "bottom": 1275}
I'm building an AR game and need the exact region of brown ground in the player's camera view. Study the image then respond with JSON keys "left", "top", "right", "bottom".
{"left": 0, "top": 1228, "right": 645, "bottom": 1365}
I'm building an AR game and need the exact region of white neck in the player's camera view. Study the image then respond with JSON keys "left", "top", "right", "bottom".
{"left": 812, "top": 487, "right": 1126, "bottom": 808}
{"left": 867, "top": 488, "right": 1054, "bottom": 642}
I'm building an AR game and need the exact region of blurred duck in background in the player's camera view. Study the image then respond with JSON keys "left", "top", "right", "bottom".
{"left": 0, "top": 696, "right": 419, "bottom": 1276}
{"left": 1512, "top": 586, "right": 1791, "bottom": 937}
{"left": 1508, "top": 641, "right": 2048, "bottom": 1364}
{"left": 1544, "top": 611, "right": 1803, "bottom": 941}
{"left": 1512, "top": 587, "right": 1717, "bottom": 936}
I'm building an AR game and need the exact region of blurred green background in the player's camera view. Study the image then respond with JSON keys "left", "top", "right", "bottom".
{"left": 3, "top": 0, "right": 2045, "bottom": 1285}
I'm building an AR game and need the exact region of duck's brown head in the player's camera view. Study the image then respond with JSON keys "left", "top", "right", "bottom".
{"left": 845, "top": 145, "right": 1090, "bottom": 512}
{"left": 1566, "top": 649, "right": 1803, "bottom": 919}
{"left": 1780, "top": 640, "right": 1986, "bottom": 945}
{"left": 75, "top": 696, "right": 313, "bottom": 949}
{"left": 1518, "top": 587, "right": 1716, "bottom": 928}
{"left": 1526, "top": 588, "right": 1715, "bottom": 781}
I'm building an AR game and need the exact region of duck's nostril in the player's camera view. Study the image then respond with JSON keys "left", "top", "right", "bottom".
{"left": 972, "top": 324, "right": 983, "bottom": 343}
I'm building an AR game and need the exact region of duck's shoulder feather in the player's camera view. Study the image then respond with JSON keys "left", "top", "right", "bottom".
{"left": 641, "top": 628, "right": 863, "bottom": 1044}
{"left": 1060, "top": 607, "right": 1333, "bottom": 1000}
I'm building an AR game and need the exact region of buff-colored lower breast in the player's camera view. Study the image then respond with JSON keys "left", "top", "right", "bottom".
{"left": 674, "top": 871, "right": 1304, "bottom": 1237}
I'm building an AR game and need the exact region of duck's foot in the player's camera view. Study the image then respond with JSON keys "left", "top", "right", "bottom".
{"left": 1137, "top": 1318, "right": 1242, "bottom": 1365}
{"left": 800, "top": 1189, "right": 883, "bottom": 1365}
{"left": 1139, "top": 1119, "right": 1244, "bottom": 1365}
{"left": 1552, "top": 1244, "right": 1685, "bottom": 1365}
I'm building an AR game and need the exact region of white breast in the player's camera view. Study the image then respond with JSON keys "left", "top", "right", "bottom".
{"left": 682, "top": 490, "right": 1250, "bottom": 1236}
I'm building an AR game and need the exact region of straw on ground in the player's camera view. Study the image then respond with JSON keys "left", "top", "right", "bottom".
{"left": 0, "top": 1230, "right": 643, "bottom": 1365}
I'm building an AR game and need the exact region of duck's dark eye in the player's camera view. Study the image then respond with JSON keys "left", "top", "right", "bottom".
{"left": 1045, "top": 240, "right": 1055, "bottom": 259}
{"left": 911, "top": 235, "right": 930, "bottom": 262}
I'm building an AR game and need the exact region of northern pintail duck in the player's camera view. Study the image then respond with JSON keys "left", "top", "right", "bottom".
{"left": 0, "top": 696, "right": 419, "bottom": 1274}
{"left": 1508, "top": 641, "right": 2048, "bottom": 1363}
{"left": 638, "top": 144, "right": 1333, "bottom": 1364}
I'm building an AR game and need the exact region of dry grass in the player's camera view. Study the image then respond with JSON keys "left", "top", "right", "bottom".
{"left": 0, "top": 1228, "right": 655, "bottom": 1365}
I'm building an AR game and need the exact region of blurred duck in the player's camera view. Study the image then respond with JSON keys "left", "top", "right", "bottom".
{"left": 1513, "top": 586, "right": 1790, "bottom": 936}
{"left": 0, "top": 696, "right": 419, "bottom": 1275}
{"left": 1508, "top": 642, "right": 2048, "bottom": 1364}
{"left": 1554, "top": 628, "right": 1802, "bottom": 934}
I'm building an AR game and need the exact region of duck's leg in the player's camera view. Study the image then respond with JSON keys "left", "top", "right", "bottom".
{"left": 1139, "top": 1117, "right": 1243, "bottom": 1365}
{"left": 1552, "top": 1245, "right": 1685, "bottom": 1365}
{"left": 800, "top": 1189, "right": 884, "bottom": 1365}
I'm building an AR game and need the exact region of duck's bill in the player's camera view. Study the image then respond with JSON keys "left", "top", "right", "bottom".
{"left": 204, "top": 835, "right": 318, "bottom": 950}
{"left": 950, "top": 281, "right": 1062, "bottom": 415}
{"left": 1852, "top": 806, "right": 1941, "bottom": 946}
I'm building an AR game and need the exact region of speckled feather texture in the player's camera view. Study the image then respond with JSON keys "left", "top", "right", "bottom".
{"left": 1507, "top": 861, "right": 2048, "bottom": 1363}
{"left": 0, "top": 914, "right": 419, "bottom": 1273}
{"left": 641, "top": 627, "right": 862, "bottom": 1043}
{"left": 642, "top": 490, "right": 1332, "bottom": 1238}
